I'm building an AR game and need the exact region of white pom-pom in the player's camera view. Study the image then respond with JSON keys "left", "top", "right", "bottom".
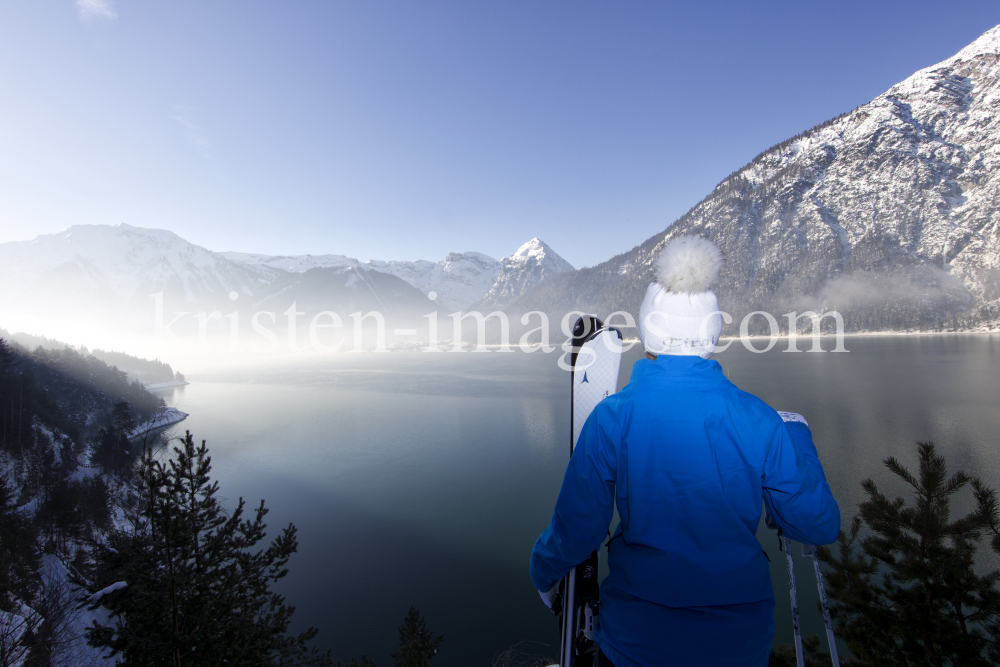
{"left": 654, "top": 235, "right": 723, "bottom": 294}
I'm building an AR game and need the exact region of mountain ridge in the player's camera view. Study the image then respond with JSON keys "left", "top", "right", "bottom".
{"left": 0, "top": 224, "right": 575, "bottom": 342}
{"left": 507, "top": 24, "right": 1000, "bottom": 334}
{"left": 221, "top": 242, "right": 576, "bottom": 312}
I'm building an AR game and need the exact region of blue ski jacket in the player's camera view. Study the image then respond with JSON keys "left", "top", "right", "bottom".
{"left": 530, "top": 355, "right": 840, "bottom": 666}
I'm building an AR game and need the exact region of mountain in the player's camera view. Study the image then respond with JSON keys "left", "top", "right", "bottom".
{"left": 252, "top": 265, "right": 433, "bottom": 325}
{"left": 222, "top": 250, "right": 503, "bottom": 312}
{"left": 509, "top": 25, "right": 1000, "bottom": 333}
{"left": 219, "top": 251, "right": 360, "bottom": 273}
{"left": 223, "top": 243, "right": 579, "bottom": 312}
{"left": 473, "top": 239, "right": 575, "bottom": 311}
{"left": 0, "top": 225, "right": 578, "bottom": 347}
{"left": 0, "top": 225, "right": 432, "bottom": 341}
{"left": 366, "top": 252, "right": 500, "bottom": 311}
{"left": 0, "top": 224, "right": 286, "bottom": 322}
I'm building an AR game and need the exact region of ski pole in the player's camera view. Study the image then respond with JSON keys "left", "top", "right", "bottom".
{"left": 802, "top": 544, "right": 840, "bottom": 667}
{"left": 559, "top": 570, "right": 576, "bottom": 667}
{"left": 783, "top": 536, "right": 804, "bottom": 667}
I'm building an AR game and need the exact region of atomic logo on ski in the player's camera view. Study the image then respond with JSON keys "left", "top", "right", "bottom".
{"left": 581, "top": 372, "right": 589, "bottom": 383}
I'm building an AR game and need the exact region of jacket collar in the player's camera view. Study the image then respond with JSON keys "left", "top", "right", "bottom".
{"left": 628, "top": 354, "right": 727, "bottom": 387}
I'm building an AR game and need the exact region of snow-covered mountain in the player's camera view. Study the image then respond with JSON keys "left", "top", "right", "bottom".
{"left": 223, "top": 243, "right": 579, "bottom": 312}
{"left": 222, "top": 250, "right": 503, "bottom": 311}
{"left": 0, "top": 224, "right": 577, "bottom": 344}
{"left": 510, "top": 25, "right": 1000, "bottom": 332}
{"left": 219, "top": 251, "right": 360, "bottom": 273}
{"left": 0, "top": 225, "right": 431, "bottom": 338}
{"left": 473, "top": 239, "right": 575, "bottom": 311}
{"left": 366, "top": 252, "right": 500, "bottom": 311}
{"left": 0, "top": 224, "right": 285, "bottom": 318}
{"left": 251, "top": 265, "right": 434, "bottom": 325}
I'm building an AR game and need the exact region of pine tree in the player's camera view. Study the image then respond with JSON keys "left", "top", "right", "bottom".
{"left": 820, "top": 442, "right": 1000, "bottom": 666}
{"left": 338, "top": 658, "right": 378, "bottom": 667}
{"left": 86, "top": 431, "right": 332, "bottom": 666}
{"left": 768, "top": 634, "right": 831, "bottom": 667}
{"left": 0, "top": 339, "right": 13, "bottom": 369}
{"left": 390, "top": 607, "right": 442, "bottom": 667}
{"left": 91, "top": 401, "right": 137, "bottom": 476}
{"left": 0, "top": 473, "right": 40, "bottom": 611}
{"left": 0, "top": 338, "right": 23, "bottom": 453}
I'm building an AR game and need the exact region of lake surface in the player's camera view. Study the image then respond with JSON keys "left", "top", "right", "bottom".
{"left": 155, "top": 334, "right": 1000, "bottom": 666}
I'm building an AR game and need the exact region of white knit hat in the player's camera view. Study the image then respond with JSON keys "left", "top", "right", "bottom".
{"left": 638, "top": 235, "right": 724, "bottom": 359}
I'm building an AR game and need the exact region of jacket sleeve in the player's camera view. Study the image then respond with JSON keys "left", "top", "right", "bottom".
{"left": 761, "top": 419, "right": 840, "bottom": 546}
{"left": 529, "top": 400, "right": 619, "bottom": 593}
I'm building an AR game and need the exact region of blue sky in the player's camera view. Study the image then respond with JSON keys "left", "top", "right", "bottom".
{"left": 1, "top": 2, "right": 998, "bottom": 268}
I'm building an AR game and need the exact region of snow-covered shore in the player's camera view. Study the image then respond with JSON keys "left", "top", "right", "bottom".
{"left": 143, "top": 379, "right": 189, "bottom": 390}
{"left": 128, "top": 407, "right": 188, "bottom": 440}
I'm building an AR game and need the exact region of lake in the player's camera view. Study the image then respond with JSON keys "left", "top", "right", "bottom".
{"left": 154, "top": 334, "right": 1000, "bottom": 666}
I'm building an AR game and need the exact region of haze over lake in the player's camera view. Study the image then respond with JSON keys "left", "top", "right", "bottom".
{"left": 154, "top": 334, "right": 1000, "bottom": 666}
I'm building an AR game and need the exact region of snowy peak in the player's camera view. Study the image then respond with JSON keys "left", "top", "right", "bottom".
{"left": 952, "top": 24, "right": 1000, "bottom": 62}
{"left": 508, "top": 238, "right": 574, "bottom": 273}
{"left": 474, "top": 239, "right": 574, "bottom": 310}
{"left": 0, "top": 224, "right": 282, "bottom": 316}
{"left": 886, "top": 24, "right": 1000, "bottom": 101}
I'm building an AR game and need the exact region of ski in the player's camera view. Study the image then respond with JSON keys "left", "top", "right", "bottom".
{"left": 802, "top": 543, "right": 840, "bottom": 667}
{"left": 773, "top": 411, "right": 840, "bottom": 667}
{"left": 554, "top": 315, "right": 623, "bottom": 667}
{"left": 783, "top": 536, "right": 805, "bottom": 667}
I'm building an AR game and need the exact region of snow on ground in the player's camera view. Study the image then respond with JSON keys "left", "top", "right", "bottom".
{"left": 38, "top": 555, "right": 119, "bottom": 667}
{"left": 127, "top": 407, "right": 188, "bottom": 440}
{"left": 87, "top": 581, "right": 127, "bottom": 604}
{"left": 143, "top": 379, "right": 189, "bottom": 390}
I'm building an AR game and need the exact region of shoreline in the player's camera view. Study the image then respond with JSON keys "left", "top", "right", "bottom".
{"left": 144, "top": 379, "right": 190, "bottom": 390}
{"left": 128, "top": 407, "right": 189, "bottom": 441}
{"left": 714, "top": 328, "right": 999, "bottom": 342}
{"left": 491, "top": 329, "right": 1000, "bottom": 349}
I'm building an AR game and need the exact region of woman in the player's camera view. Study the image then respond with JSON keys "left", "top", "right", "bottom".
{"left": 530, "top": 235, "right": 840, "bottom": 667}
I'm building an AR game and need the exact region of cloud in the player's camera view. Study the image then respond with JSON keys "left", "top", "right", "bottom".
{"left": 76, "top": 0, "right": 118, "bottom": 22}
{"left": 170, "top": 106, "right": 215, "bottom": 161}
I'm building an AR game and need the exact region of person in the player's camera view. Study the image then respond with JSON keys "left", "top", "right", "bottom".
{"left": 529, "top": 235, "right": 840, "bottom": 667}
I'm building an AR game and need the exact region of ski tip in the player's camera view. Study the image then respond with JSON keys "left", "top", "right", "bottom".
{"left": 572, "top": 316, "right": 603, "bottom": 339}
